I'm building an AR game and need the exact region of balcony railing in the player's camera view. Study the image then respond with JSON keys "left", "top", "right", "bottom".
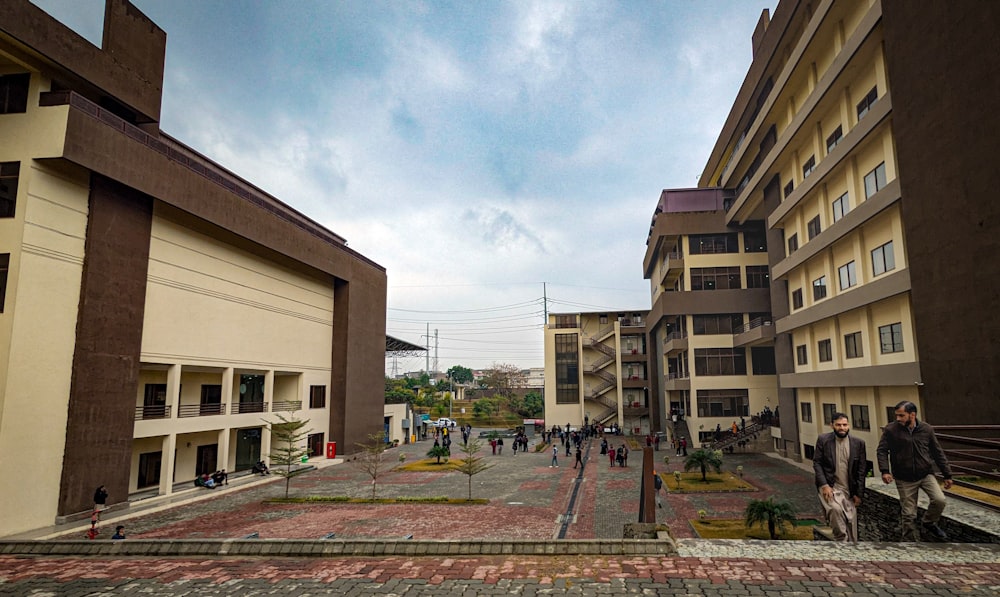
{"left": 135, "top": 405, "right": 171, "bottom": 420}
{"left": 663, "top": 330, "right": 688, "bottom": 342}
{"left": 231, "top": 401, "right": 268, "bottom": 414}
{"left": 735, "top": 317, "right": 773, "bottom": 334}
{"left": 178, "top": 403, "right": 225, "bottom": 418}
{"left": 667, "top": 371, "right": 690, "bottom": 380}
{"left": 272, "top": 400, "right": 303, "bottom": 413}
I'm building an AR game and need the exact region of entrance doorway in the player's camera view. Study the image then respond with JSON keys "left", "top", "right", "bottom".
{"left": 137, "top": 451, "right": 162, "bottom": 488}
{"left": 195, "top": 444, "right": 218, "bottom": 476}
{"left": 235, "top": 428, "right": 262, "bottom": 471}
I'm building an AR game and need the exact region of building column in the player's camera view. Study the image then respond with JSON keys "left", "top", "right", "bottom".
{"left": 159, "top": 433, "right": 176, "bottom": 496}
{"left": 221, "top": 367, "right": 234, "bottom": 415}
{"left": 217, "top": 428, "right": 230, "bottom": 472}
{"left": 261, "top": 370, "right": 274, "bottom": 461}
{"left": 166, "top": 363, "right": 181, "bottom": 418}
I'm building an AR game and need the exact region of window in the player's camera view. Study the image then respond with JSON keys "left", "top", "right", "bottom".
{"left": 818, "top": 339, "right": 832, "bottom": 362}
{"left": 850, "top": 405, "right": 871, "bottom": 431}
{"left": 555, "top": 333, "right": 579, "bottom": 403}
{"left": 690, "top": 267, "right": 741, "bottom": 290}
{"left": 694, "top": 348, "right": 747, "bottom": 376}
{"left": 832, "top": 192, "right": 849, "bottom": 222}
{"left": 0, "top": 73, "right": 30, "bottom": 114}
{"left": 787, "top": 233, "right": 798, "bottom": 255}
{"left": 599, "top": 314, "right": 608, "bottom": 325}
{"left": 689, "top": 233, "right": 739, "bottom": 254}
{"left": 864, "top": 162, "right": 887, "bottom": 199}
{"left": 792, "top": 288, "right": 803, "bottom": 310}
{"left": 826, "top": 125, "right": 843, "bottom": 153}
{"left": 856, "top": 86, "right": 878, "bottom": 119}
{"left": 783, "top": 180, "right": 794, "bottom": 198}
{"left": 692, "top": 313, "right": 744, "bottom": 335}
{"left": 0, "top": 161, "right": 19, "bottom": 218}
{"left": 0, "top": 253, "right": 8, "bottom": 312}
{"left": 199, "top": 385, "right": 223, "bottom": 415}
{"left": 822, "top": 403, "right": 838, "bottom": 425}
{"left": 746, "top": 265, "right": 770, "bottom": 289}
{"left": 871, "top": 240, "right": 895, "bottom": 276}
{"left": 838, "top": 261, "right": 857, "bottom": 289}
{"left": 812, "top": 276, "right": 827, "bottom": 300}
{"left": 801, "top": 402, "right": 813, "bottom": 423}
{"left": 554, "top": 314, "right": 578, "bottom": 329}
{"left": 696, "top": 389, "right": 749, "bottom": 417}
{"left": 844, "top": 331, "right": 863, "bottom": 359}
{"left": 751, "top": 346, "right": 776, "bottom": 375}
{"left": 309, "top": 385, "right": 327, "bottom": 409}
{"left": 796, "top": 344, "right": 808, "bottom": 365}
{"left": 807, "top": 215, "right": 821, "bottom": 240}
{"left": 802, "top": 155, "right": 816, "bottom": 178}
{"left": 879, "top": 322, "right": 904, "bottom": 354}
{"left": 742, "top": 226, "right": 767, "bottom": 253}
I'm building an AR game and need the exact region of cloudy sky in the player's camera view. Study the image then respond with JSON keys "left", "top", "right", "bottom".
{"left": 34, "top": 0, "right": 776, "bottom": 375}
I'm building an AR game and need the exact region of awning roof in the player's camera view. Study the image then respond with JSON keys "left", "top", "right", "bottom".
{"left": 385, "top": 335, "right": 426, "bottom": 355}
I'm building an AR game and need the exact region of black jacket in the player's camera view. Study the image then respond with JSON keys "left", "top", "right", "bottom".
{"left": 813, "top": 432, "right": 867, "bottom": 499}
{"left": 876, "top": 419, "right": 952, "bottom": 482}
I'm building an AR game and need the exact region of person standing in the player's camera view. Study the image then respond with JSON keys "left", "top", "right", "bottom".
{"left": 497, "top": 437, "right": 504, "bottom": 455}
{"left": 876, "top": 401, "right": 953, "bottom": 541}
{"left": 550, "top": 444, "right": 559, "bottom": 468}
{"left": 813, "top": 412, "right": 867, "bottom": 542}
{"left": 573, "top": 445, "right": 582, "bottom": 469}
{"left": 93, "top": 485, "right": 108, "bottom": 513}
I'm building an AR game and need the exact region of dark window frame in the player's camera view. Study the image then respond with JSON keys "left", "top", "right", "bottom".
{"left": 807, "top": 215, "right": 822, "bottom": 240}
{"left": 856, "top": 86, "right": 878, "bottom": 120}
{"left": 822, "top": 403, "right": 838, "bottom": 425}
{"left": 0, "top": 73, "right": 30, "bottom": 114}
{"left": 818, "top": 339, "right": 833, "bottom": 362}
{"left": 796, "top": 344, "right": 808, "bottom": 366}
{"left": 0, "top": 253, "right": 8, "bottom": 313}
{"left": 309, "top": 385, "right": 327, "bottom": 409}
{"left": 879, "top": 322, "right": 904, "bottom": 354}
{"left": 693, "top": 347, "right": 747, "bottom": 376}
{"left": 864, "top": 162, "right": 887, "bottom": 199}
{"left": 745, "top": 265, "right": 770, "bottom": 289}
{"left": 812, "top": 276, "right": 828, "bottom": 301}
{"left": 690, "top": 267, "right": 742, "bottom": 291}
{"left": 844, "top": 331, "right": 863, "bottom": 359}
{"left": 802, "top": 155, "right": 816, "bottom": 178}
{"left": 801, "top": 402, "right": 813, "bottom": 423}
{"left": 871, "top": 240, "right": 895, "bottom": 276}
{"left": 787, "top": 232, "right": 799, "bottom": 255}
{"left": 826, "top": 125, "right": 843, "bottom": 153}
{"left": 0, "top": 161, "right": 20, "bottom": 219}
{"left": 555, "top": 333, "right": 579, "bottom": 403}
{"left": 832, "top": 192, "right": 849, "bottom": 222}
{"left": 850, "top": 405, "right": 871, "bottom": 431}
{"left": 838, "top": 261, "right": 857, "bottom": 290}
{"left": 792, "top": 288, "right": 803, "bottom": 310}
{"left": 689, "top": 233, "right": 740, "bottom": 255}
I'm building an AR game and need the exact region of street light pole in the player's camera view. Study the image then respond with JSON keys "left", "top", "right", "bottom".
{"left": 448, "top": 373, "right": 453, "bottom": 419}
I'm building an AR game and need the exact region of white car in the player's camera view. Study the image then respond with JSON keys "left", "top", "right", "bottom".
{"left": 432, "top": 418, "right": 456, "bottom": 428}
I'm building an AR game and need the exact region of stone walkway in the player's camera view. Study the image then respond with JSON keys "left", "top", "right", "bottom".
{"left": 1, "top": 431, "right": 998, "bottom": 595}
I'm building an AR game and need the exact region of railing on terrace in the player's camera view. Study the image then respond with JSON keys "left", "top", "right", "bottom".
{"left": 272, "top": 401, "right": 303, "bottom": 413}
{"left": 663, "top": 330, "right": 687, "bottom": 342}
{"left": 178, "top": 403, "right": 225, "bottom": 418}
{"left": 667, "top": 371, "right": 690, "bottom": 380}
{"left": 934, "top": 425, "right": 1000, "bottom": 512}
{"left": 736, "top": 317, "right": 773, "bottom": 334}
{"left": 134, "top": 405, "right": 171, "bottom": 420}
{"left": 231, "top": 401, "right": 268, "bottom": 414}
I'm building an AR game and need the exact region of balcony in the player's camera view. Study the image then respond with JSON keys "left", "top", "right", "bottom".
{"left": 622, "top": 376, "right": 647, "bottom": 389}
{"left": 272, "top": 400, "right": 303, "bottom": 413}
{"left": 659, "top": 252, "right": 685, "bottom": 287}
{"left": 231, "top": 401, "right": 268, "bottom": 414}
{"left": 178, "top": 403, "right": 225, "bottom": 418}
{"left": 664, "top": 371, "right": 690, "bottom": 391}
{"left": 733, "top": 317, "right": 775, "bottom": 347}
{"left": 663, "top": 331, "right": 688, "bottom": 354}
{"left": 134, "top": 405, "right": 171, "bottom": 421}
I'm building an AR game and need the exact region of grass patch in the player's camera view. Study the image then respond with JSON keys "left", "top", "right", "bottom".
{"left": 691, "top": 518, "right": 819, "bottom": 540}
{"left": 396, "top": 458, "right": 461, "bottom": 472}
{"left": 266, "top": 496, "right": 489, "bottom": 505}
{"left": 662, "top": 471, "right": 756, "bottom": 493}
{"left": 947, "top": 477, "right": 1000, "bottom": 508}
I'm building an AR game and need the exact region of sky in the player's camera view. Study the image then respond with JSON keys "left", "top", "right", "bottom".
{"left": 33, "top": 0, "right": 776, "bottom": 376}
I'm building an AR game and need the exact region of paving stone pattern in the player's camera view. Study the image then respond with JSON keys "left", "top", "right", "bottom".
{"left": 2, "top": 432, "right": 998, "bottom": 596}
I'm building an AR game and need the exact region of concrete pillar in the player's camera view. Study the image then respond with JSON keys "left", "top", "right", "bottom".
{"left": 221, "top": 367, "right": 234, "bottom": 416}
{"left": 166, "top": 363, "right": 181, "bottom": 418}
{"left": 159, "top": 433, "right": 176, "bottom": 496}
{"left": 217, "top": 428, "right": 230, "bottom": 472}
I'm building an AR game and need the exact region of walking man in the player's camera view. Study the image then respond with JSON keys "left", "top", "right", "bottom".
{"left": 813, "top": 412, "right": 867, "bottom": 542}
{"left": 551, "top": 444, "right": 559, "bottom": 468}
{"left": 877, "top": 401, "right": 953, "bottom": 541}
{"left": 574, "top": 445, "right": 582, "bottom": 468}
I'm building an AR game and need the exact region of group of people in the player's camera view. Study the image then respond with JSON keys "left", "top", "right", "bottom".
{"left": 813, "top": 400, "right": 952, "bottom": 542}
{"left": 195, "top": 469, "right": 229, "bottom": 489}
{"left": 598, "top": 438, "right": 630, "bottom": 467}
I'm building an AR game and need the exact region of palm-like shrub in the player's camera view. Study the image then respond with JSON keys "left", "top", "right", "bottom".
{"left": 684, "top": 449, "right": 723, "bottom": 482}
{"left": 745, "top": 497, "right": 797, "bottom": 539}
{"left": 427, "top": 444, "right": 450, "bottom": 464}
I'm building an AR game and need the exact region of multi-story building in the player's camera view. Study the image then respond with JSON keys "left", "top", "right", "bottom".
{"left": 688, "top": 0, "right": 1000, "bottom": 460}
{"left": 0, "top": 1, "right": 387, "bottom": 535}
{"left": 543, "top": 311, "right": 650, "bottom": 433}
{"left": 644, "top": 189, "right": 777, "bottom": 444}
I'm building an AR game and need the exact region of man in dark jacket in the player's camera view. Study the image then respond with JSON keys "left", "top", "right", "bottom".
{"left": 876, "top": 401, "right": 953, "bottom": 541}
{"left": 814, "top": 412, "right": 867, "bottom": 542}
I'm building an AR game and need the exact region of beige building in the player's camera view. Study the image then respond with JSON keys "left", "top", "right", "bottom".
{"left": 644, "top": 189, "right": 777, "bottom": 444}
{"left": 689, "top": 0, "right": 1000, "bottom": 460}
{"left": 0, "top": 1, "right": 386, "bottom": 535}
{"left": 543, "top": 311, "right": 650, "bottom": 433}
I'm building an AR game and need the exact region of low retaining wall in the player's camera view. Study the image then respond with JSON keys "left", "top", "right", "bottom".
{"left": 0, "top": 538, "right": 678, "bottom": 558}
{"left": 859, "top": 484, "right": 1000, "bottom": 543}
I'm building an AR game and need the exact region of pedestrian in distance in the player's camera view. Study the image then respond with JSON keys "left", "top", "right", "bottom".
{"left": 813, "top": 412, "right": 867, "bottom": 542}
{"left": 111, "top": 525, "right": 126, "bottom": 540}
{"left": 551, "top": 444, "right": 559, "bottom": 468}
{"left": 877, "top": 401, "right": 953, "bottom": 541}
{"left": 93, "top": 485, "right": 108, "bottom": 513}
{"left": 609, "top": 445, "right": 616, "bottom": 467}
{"left": 574, "top": 445, "right": 582, "bottom": 468}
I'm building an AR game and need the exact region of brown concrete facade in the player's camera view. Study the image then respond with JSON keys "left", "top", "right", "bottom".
{"left": 881, "top": 0, "right": 1000, "bottom": 425}
{"left": 0, "top": 0, "right": 165, "bottom": 123}
{"left": 59, "top": 174, "right": 153, "bottom": 516}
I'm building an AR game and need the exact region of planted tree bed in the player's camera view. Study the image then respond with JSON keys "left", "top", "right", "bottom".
{"left": 690, "top": 518, "right": 820, "bottom": 540}
{"left": 662, "top": 471, "right": 756, "bottom": 493}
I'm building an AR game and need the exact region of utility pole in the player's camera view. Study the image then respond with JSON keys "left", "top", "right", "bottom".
{"left": 543, "top": 282, "right": 548, "bottom": 323}
{"left": 425, "top": 322, "right": 430, "bottom": 373}
{"left": 434, "top": 328, "right": 439, "bottom": 375}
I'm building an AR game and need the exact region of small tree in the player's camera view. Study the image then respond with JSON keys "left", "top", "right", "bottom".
{"left": 684, "top": 448, "right": 723, "bottom": 482}
{"left": 454, "top": 438, "right": 493, "bottom": 500}
{"left": 427, "top": 444, "right": 450, "bottom": 464}
{"left": 745, "top": 497, "right": 797, "bottom": 539}
{"left": 355, "top": 433, "right": 390, "bottom": 500}
{"left": 266, "top": 412, "right": 312, "bottom": 499}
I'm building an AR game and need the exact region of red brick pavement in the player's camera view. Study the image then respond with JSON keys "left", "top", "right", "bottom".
{"left": 1, "top": 555, "right": 998, "bottom": 589}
